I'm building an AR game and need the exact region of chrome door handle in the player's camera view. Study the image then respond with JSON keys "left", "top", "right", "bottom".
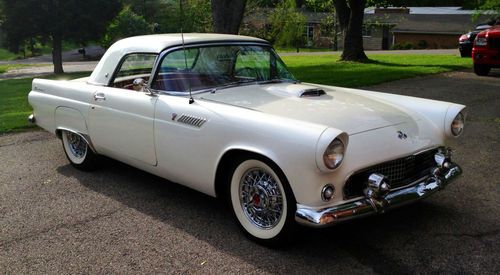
{"left": 94, "top": 92, "right": 106, "bottom": 101}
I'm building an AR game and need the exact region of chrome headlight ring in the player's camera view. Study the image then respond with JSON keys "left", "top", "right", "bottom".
{"left": 316, "top": 129, "right": 348, "bottom": 173}
{"left": 451, "top": 112, "right": 465, "bottom": 137}
{"left": 323, "top": 138, "right": 345, "bottom": 170}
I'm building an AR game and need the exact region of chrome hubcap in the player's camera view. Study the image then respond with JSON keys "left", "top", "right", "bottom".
{"left": 67, "top": 132, "right": 87, "bottom": 158}
{"left": 239, "top": 168, "right": 283, "bottom": 229}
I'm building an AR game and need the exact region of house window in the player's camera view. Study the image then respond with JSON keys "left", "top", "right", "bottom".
{"left": 362, "top": 25, "right": 373, "bottom": 37}
{"left": 304, "top": 23, "right": 315, "bottom": 41}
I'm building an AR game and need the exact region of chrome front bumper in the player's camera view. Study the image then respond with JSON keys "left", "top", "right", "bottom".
{"left": 295, "top": 162, "right": 462, "bottom": 228}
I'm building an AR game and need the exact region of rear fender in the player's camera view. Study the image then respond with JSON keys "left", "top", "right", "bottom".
{"left": 54, "top": 107, "right": 97, "bottom": 153}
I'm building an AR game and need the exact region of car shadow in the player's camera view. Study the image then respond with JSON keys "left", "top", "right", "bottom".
{"left": 56, "top": 158, "right": 463, "bottom": 273}
{"left": 486, "top": 68, "right": 500, "bottom": 77}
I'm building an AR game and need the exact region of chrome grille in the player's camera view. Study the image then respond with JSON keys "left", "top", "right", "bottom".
{"left": 344, "top": 148, "right": 438, "bottom": 199}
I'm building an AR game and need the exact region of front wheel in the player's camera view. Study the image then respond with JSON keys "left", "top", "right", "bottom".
{"left": 229, "top": 158, "right": 296, "bottom": 246}
{"left": 61, "top": 131, "right": 99, "bottom": 171}
{"left": 474, "top": 64, "right": 490, "bottom": 76}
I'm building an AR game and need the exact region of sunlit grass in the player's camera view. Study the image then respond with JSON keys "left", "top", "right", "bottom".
{"left": 0, "top": 64, "right": 40, "bottom": 74}
{"left": 0, "top": 72, "right": 90, "bottom": 133}
{"left": 282, "top": 54, "right": 472, "bottom": 87}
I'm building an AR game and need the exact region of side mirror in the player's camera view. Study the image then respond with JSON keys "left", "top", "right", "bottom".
{"left": 132, "top": 78, "right": 146, "bottom": 91}
{"left": 132, "top": 78, "right": 157, "bottom": 96}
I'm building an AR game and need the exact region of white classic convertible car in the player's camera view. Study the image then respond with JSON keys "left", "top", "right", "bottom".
{"left": 28, "top": 34, "right": 465, "bottom": 245}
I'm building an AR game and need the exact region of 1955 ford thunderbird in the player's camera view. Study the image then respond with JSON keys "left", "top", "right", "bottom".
{"left": 28, "top": 34, "right": 465, "bottom": 245}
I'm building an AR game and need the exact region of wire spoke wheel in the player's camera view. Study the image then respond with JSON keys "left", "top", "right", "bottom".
{"left": 61, "top": 130, "right": 98, "bottom": 171}
{"left": 66, "top": 132, "right": 87, "bottom": 159}
{"left": 239, "top": 168, "right": 284, "bottom": 229}
{"left": 230, "top": 158, "right": 295, "bottom": 244}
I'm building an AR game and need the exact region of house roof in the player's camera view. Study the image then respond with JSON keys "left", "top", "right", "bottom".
{"left": 396, "top": 14, "right": 485, "bottom": 34}
{"left": 365, "top": 7, "right": 489, "bottom": 35}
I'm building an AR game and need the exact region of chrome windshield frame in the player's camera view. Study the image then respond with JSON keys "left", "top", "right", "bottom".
{"left": 149, "top": 41, "right": 296, "bottom": 96}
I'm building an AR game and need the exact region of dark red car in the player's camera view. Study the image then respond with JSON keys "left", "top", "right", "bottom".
{"left": 459, "top": 24, "right": 491, "bottom": 57}
{"left": 472, "top": 25, "right": 500, "bottom": 76}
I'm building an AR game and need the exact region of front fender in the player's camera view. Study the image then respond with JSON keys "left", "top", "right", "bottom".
{"left": 335, "top": 87, "right": 466, "bottom": 139}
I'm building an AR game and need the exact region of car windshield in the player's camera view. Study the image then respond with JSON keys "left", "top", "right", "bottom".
{"left": 151, "top": 45, "right": 297, "bottom": 93}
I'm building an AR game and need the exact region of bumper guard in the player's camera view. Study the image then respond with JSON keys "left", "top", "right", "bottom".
{"left": 295, "top": 161, "right": 462, "bottom": 228}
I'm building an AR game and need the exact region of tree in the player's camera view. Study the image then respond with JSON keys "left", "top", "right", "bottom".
{"left": 101, "top": 6, "right": 152, "bottom": 49}
{"left": 475, "top": 0, "right": 500, "bottom": 22}
{"left": 333, "top": 0, "right": 368, "bottom": 61}
{"left": 121, "top": 0, "right": 212, "bottom": 33}
{"left": 211, "top": 0, "right": 247, "bottom": 34}
{"left": 269, "top": 0, "right": 306, "bottom": 51}
{"left": 1, "top": 0, "right": 121, "bottom": 73}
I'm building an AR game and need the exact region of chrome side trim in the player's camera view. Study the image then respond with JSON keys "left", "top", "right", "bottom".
{"left": 295, "top": 162, "right": 462, "bottom": 228}
{"left": 56, "top": 127, "right": 97, "bottom": 154}
{"left": 177, "top": 114, "right": 207, "bottom": 128}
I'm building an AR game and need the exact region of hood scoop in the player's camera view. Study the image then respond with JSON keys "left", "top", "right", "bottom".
{"left": 265, "top": 83, "right": 327, "bottom": 98}
{"left": 300, "top": 88, "right": 326, "bottom": 97}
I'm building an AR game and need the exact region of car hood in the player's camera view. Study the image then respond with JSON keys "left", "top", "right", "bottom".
{"left": 200, "top": 82, "right": 415, "bottom": 135}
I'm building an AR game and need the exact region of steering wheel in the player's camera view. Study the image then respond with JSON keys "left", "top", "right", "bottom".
{"left": 123, "top": 83, "right": 136, "bottom": 90}
{"left": 234, "top": 67, "right": 262, "bottom": 80}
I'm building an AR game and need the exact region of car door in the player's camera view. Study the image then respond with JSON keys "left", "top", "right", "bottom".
{"left": 87, "top": 53, "right": 158, "bottom": 165}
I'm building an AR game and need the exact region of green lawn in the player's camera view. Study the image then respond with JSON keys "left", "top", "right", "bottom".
{"left": 282, "top": 54, "right": 472, "bottom": 87}
{"left": 0, "top": 48, "right": 22, "bottom": 60}
{"left": 276, "top": 47, "right": 331, "bottom": 53}
{"left": 0, "top": 72, "right": 90, "bottom": 133}
{"left": 0, "top": 42, "right": 80, "bottom": 61}
{"left": 0, "top": 64, "right": 41, "bottom": 74}
{"left": 0, "top": 54, "right": 472, "bottom": 133}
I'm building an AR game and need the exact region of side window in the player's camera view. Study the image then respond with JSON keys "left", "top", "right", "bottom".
{"left": 112, "top": 53, "right": 157, "bottom": 89}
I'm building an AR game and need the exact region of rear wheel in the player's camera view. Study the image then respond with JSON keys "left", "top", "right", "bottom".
{"left": 474, "top": 64, "right": 490, "bottom": 76}
{"left": 229, "top": 157, "right": 297, "bottom": 246}
{"left": 61, "top": 131, "right": 99, "bottom": 171}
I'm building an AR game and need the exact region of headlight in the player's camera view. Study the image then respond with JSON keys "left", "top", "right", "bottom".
{"left": 323, "top": 138, "right": 345, "bottom": 169}
{"left": 475, "top": 37, "right": 487, "bottom": 46}
{"left": 451, "top": 112, "right": 465, "bottom": 136}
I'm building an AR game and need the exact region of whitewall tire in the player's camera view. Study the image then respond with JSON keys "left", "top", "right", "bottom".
{"left": 61, "top": 130, "right": 99, "bottom": 171}
{"left": 229, "top": 158, "right": 296, "bottom": 245}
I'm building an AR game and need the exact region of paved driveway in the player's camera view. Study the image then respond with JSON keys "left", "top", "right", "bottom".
{"left": 0, "top": 70, "right": 499, "bottom": 274}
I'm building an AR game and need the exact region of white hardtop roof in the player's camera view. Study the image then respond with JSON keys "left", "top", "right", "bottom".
{"left": 111, "top": 33, "right": 268, "bottom": 53}
{"left": 89, "top": 33, "right": 268, "bottom": 85}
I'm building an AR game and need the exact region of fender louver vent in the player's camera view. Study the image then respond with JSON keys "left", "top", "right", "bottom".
{"left": 300, "top": 89, "right": 326, "bottom": 97}
{"left": 177, "top": 114, "right": 207, "bottom": 127}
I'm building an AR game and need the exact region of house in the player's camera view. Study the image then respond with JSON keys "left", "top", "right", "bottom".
{"left": 363, "top": 7, "right": 492, "bottom": 50}
{"left": 241, "top": 6, "right": 493, "bottom": 50}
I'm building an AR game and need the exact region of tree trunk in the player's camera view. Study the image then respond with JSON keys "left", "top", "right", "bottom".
{"left": 211, "top": 0, "right": 247, "bottom": 34}
{"left": 342, "top": 0, "right": 367, "bottom": 61}
{"left": 332, "top": 0, "right": 350, "bottom": 31}
{"left": 333, "top": 0, "right": 367, "bottom": 62}
{"left": 52, "top": 33, "right": 64, "bottom": 74}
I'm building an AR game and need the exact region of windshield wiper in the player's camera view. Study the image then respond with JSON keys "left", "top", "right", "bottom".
{"left": 258, "top": 78, "right": 299, "bottom": 85}
{"left": 211, "top": 79, "right": 258, "bottom": 92}
{"left": 258, "top": 78, "right": 283, "bottom": 84}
